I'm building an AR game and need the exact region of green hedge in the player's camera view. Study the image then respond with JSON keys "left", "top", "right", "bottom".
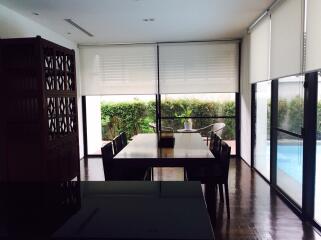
{"left": 101, "top": 99, "right": 236, "bottom": 140}
{"left": 266, "top": 96, "right": 304, "bottom": 137}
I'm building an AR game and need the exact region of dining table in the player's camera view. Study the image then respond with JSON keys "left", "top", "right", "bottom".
{"left": 114, "top": 133, "right": 214, "bottom": 168}
{"left": 0, "top": 181, "right": 215, "bottom": 239}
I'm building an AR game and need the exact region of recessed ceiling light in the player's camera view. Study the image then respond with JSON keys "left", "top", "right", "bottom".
{"left": 142, "top": 18, "right": 155, "bottom": 22}
{"left": 32, "top": 12, "right": 39, "bottom": 16}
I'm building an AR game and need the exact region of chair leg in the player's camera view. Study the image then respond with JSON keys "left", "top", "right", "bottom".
{"left": 224, "top": 182, "right": 230, "bottom": 219}
{"left": 219, "top": 184, "right": 224, "bottom": 202}
{"left": 204, "top": 183, "right": 217, "bottom": 227}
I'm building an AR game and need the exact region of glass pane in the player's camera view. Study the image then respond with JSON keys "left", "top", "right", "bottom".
{"left": 277, "top": 76, "right": 304, "bottom": 135}
{"left": 276, "top": 131, "right": 303, "bottom": 206}
{"left": 315, "top": 73, "right": 321, "bottom": 224}
{"left": 161, "top": 118, "right": 236, "bottom": 155}
{"left": 254, "top": 81, "right": 271, "bottom": 180}
{"left": 101, "top": 95, "right": 156, "bottom": 141}
{"left": 161, "top": 93, "right": 235, "bottom": 117}
{"left": 86, "top": 95, "right": 156, "bottom": 155}
{"left": 86, "top": 96, "right": 103, "bottom": 155}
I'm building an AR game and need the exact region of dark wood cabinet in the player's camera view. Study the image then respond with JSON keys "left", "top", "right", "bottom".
{"left": 0, "top": 36, "right": 80, "bottom": 181}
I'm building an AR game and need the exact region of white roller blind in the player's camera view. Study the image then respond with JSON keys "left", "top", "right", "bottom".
{"left": 250, "top": 16, "right": 270, "bottom": 83}
{"left": 159, "top": 42, "right": 239, "bottom": 94}
{"left": 80, "top": 44, "right": 157, "bottom": 95}
{"left": 270, "top": 0, "right": 303, "bottom": 79}
{"left": 306, "top": 0, "right": 321, "bottom": 72}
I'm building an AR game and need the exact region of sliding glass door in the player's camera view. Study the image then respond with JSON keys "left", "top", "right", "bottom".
{"left": 254, "top": 81, "right": 271, "bottom": 180}
{"left": 276, "top": 75, "right": 304, "bottom": 206}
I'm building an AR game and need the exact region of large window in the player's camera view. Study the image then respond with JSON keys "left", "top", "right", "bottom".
{"left": 276, "top": 76, "right": 304, "bottom": 206}
{"left": 160, "top": 93, "right": 236, "bottom": 154}
{"left": 81, "top": 41, "right": 240, "bottom": 156}
{"left": 254, "top": 81, "right": 271, "bottom": 180}
{"left": 85, "top": 93, "right": 237, "bottom": 155}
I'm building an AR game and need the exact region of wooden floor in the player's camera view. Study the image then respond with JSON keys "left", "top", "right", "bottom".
{"left": 80, "top": 157, "right": 321, "bottom": 240}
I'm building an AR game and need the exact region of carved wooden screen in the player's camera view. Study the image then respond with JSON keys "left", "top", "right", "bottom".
{"left": 0, "top": 37, "right": 79, "bottom": 181}
{"left": 44, "top": 46, "right": 77, "bottom": 141}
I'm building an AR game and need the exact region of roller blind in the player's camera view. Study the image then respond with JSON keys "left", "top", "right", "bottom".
{"left": 158, "top": 42, "right": 239, "bottom": 94}
{"left": 80, "top": 44, "right": 157, "bottom": 95}
{"left": 270, "top": 0, "right": 303, "bottom": 79}
{"left": 250, "top": 16, "right": 270, "bottom": 83}
{"left": 306, "top": 0, "right": 321, "bottom": 72}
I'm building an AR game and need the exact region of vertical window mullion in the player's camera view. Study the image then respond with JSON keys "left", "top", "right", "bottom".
{"left": 270, "top": 79, "right": 278, "bottom": 186}
{"left": 302, "top": 72, "right": 318, "bottom": 219}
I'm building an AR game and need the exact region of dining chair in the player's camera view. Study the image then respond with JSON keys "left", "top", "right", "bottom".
{"left": 210, "top": 133, "right": 222, "bottom": 159}
{"left": 101, "top": 142, "right": 114, "bottom": 180}
{"left": 101, "top": 142, "right": 151, "bottom": 181}
{"left": 112, "top": 134, "right": 123, "bottom": 155}
{"left": 213, "top": 141, "right": 231, "bottom": 218}
{"left": 120, "top": 132, "right": 128, "bottom": 147}
{"left": 186, "top": 140, "right": 231, "bottom": 218}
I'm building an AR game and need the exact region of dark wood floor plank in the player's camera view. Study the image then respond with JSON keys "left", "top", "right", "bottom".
{"left": 80, "top": 157, "right": 321, "bottom": 240}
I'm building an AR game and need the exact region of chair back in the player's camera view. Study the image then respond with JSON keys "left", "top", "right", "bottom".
{"left": 101, "top": 142, "right": 114, "bottom": 180}
{"left": 212, "top": 123, "right": 226, "bottom": 137}
{"left": 210, "top": 133, "right": 222, "bottom": 159}
{"left": 112, "top": 135, "right": 123, "bottom": 155}
{"left": 120, "top": 132, "right": 128, "bottom": 147}
{"left": 149, "top": 122, "right": 157, "bottom": 133}
{"left": 219, "top": 141, "right": 231, "bottom": 181}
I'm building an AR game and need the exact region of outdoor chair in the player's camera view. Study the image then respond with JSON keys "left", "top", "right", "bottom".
{"left": 206, "top": 122, "right": 226, "bottom": 145}
{"left": 148, "top": 122, "right": 174, "bottom": 132}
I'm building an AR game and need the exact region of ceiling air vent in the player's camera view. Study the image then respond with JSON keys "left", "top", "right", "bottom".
{"left": 64, "top": 19, "right": 94, "bottom": 37}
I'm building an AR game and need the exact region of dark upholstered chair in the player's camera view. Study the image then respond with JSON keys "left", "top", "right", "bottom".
{"left": 186, "top": 140, "right": 231, "bottom": 218}
{"left": 112, "top": 135, "right": 123, "bottom": 155}
{"left": 101, "top": 141, "right": 151, "bottom": 181}
{"left": 210, "top": 133, "right": 222, "bottom": 159}
{"left": 119, "top": 132, "right": 128, "bottom": 147}
{"left": 213, "top": 141, "right": 231, "bottom": 218}
{"left": 101, "top": 142, "right": 115, "bottom": 181}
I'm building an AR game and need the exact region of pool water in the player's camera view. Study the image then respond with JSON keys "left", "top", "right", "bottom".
{"left": 274, "top": 144, "right": 321, "bottom": 183}
{"left": 277, "top": 145, "right": 303, "bottom": 183}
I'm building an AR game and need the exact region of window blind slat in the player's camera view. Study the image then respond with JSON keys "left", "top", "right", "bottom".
{"left": 159, "top": 42, "right": 239, "bottom": 94}
{"left": 80, "top": 44, "right": 157, "bottom": 95}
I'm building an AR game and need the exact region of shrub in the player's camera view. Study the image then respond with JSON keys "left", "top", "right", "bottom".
{"left": 101, "top": 99, "right": 236, "bottom": 140}
{"left": 288, "top": 96, "right": 303, "bottom": 134}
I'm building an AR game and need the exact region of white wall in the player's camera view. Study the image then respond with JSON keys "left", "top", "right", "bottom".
{"left": 240, "top": 34, "right": 251, "bottom": 165}
{"left": 85, "top": 97, "right": 103, "bottom": 155}
{"left": 0, "top": 4, "right": 84, "bottom": 158}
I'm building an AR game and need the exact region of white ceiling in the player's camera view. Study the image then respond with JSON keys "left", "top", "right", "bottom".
{"left": 0, "top": 0, "right": 273, "bottom": 44}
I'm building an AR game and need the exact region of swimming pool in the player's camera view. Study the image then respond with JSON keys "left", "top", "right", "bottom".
{"left": 276, "top": 143, "right": 321, "bottom": 183}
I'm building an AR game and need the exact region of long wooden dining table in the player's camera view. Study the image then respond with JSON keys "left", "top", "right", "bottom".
{"left": 114, "top": 133, "right": 215, "bottom": 168}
